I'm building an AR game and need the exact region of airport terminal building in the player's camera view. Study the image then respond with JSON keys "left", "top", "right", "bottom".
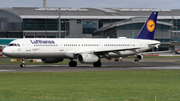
{"left": 1, "top": 7, "right": 180, "bottom": 50}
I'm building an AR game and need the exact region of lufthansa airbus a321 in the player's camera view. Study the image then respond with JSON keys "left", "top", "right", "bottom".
{"left": 2, "top": 12, "right": 160, "bottom": 67}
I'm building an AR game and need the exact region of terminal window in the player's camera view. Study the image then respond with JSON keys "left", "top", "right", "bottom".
{"left": 23, "top": 19, "right": 66, "bottom": 31}
{"left": 82, "top": 21, "right": 97, "bottom": 34}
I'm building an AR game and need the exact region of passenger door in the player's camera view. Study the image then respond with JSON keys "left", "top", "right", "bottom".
{"left": 59, "top": 41, "right": 64, "bottom": 51}
{"left": 25, "top": 40, "right": 31, "bottom": 51}
{"left": 99, "top": 42, "right": 103, "bottom": 50}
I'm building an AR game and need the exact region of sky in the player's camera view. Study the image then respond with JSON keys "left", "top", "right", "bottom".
{"left": 0, "top": 0, "right": 179, "bottom": 9}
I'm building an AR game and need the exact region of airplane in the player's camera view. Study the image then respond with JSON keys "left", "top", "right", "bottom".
{"left": 2, "top": 12, "right": 160, "bottom": 68}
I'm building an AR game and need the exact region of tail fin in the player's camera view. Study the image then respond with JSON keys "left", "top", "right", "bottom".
{"left": 135, "top": 12, "right": 158, "bottom": 40}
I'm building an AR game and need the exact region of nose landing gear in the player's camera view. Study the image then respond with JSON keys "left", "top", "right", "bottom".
{"left": 20, "top": 58, "right": 25, "bottom": 68}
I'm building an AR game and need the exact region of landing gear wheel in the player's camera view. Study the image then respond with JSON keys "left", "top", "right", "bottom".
{"left": 114, "top": 58, "right": 119, "bottom": 62}
{"left": 69, "top": 61, "right": 77, "bottom": 67}
{"left": 93, "top": 61, "right": 102, "bottom": 67}
{"left": 20, "top": 63, "right": 25, "bottom": 68}
{"left": 134, "top": 59, "right": 139, "bottom": 62}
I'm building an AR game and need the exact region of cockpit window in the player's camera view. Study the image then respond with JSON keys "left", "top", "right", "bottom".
{"left": 8, "top": 43, "right": 20, "bottom": 47}
{"left": 8, "top": 44, "right": 14, "bottom": 46}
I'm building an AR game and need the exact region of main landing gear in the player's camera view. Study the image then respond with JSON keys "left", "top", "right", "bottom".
{"left": 114, "top": 58, "right": 119, "bottom": 62}
{"left": 93, "top": 61, "right": 102, "bottom": 67}
{"left": 134, "top": 58, "right": 139, "bottom": 62}
{"left": 69, "top": 59, "right": 102, "bottom": 67}
{"left": 20, "top": 58, "right": 25, "bottom": 68}
{"left": 69, "top": 59, "right": 77, "bottom": 67}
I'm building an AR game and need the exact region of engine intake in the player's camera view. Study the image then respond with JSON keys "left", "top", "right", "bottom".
{"left": 41, "top": 58, "right": 63, "bottom": 63}
{"left": 77, "top": 54, "right": 99, "bottom": 63}
{"left": 136, "top": 54, "right": 143, "bottom": 60}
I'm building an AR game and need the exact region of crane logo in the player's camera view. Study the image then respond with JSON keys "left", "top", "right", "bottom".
{"left": 147, "top": 19, "right": 155, "bottom": 32}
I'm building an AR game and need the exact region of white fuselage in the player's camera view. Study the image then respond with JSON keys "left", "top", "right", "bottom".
{"left": 2, "top": 38, "right": 160, "bottom": 59}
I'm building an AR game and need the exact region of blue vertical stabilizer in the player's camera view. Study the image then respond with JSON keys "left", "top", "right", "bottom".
{"left": 135, "top": 12, "right": 158, "bottom": 40}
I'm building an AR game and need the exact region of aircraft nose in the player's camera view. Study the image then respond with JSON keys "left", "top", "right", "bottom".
{"left": 2, "top": 47, "right": 11, "bottom": 56}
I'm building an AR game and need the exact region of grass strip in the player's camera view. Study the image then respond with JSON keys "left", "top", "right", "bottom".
{"left": 0, "top": 70, "right": 180, "bottom": 101}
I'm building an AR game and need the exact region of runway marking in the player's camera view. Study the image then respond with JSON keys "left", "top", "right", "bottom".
{"left": 141, "top": 67, "right": 180, "bottom": 70}
{"left": 0, "top": 70, "right": 16, "bottom": 72}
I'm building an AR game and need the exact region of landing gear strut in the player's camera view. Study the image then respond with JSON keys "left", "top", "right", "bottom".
{"left": 69, "top": 60, "right": 77, "bottom": 67}
{"left": 20, "top": 58, "right": 25, "bottom": 68}
{"left": 93, "top": 61, "right": 102, "bottom": 67}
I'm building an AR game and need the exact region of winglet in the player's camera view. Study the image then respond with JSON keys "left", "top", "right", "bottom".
{"left": 135, "top": 12, "right": 158, "bottom": 40}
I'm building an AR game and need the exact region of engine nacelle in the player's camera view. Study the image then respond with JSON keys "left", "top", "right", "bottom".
{"left": 41, "top": 58, "right": 63, "bottom": 63}
{"left": 77, "top": 54, "right": 99, "bottom": 63}
{"left": 136, "top": 54, "right": 143, "bottom": 60}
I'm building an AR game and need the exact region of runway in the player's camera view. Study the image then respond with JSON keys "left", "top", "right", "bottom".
{"left": 1, "top": 58, "right": 180, "bottom": 72}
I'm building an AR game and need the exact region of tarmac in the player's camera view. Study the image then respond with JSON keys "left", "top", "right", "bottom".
{"left": 0, "top": 58, "right": 180, "bottom": 72}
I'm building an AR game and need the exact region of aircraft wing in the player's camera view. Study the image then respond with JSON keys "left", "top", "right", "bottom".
{"left": 94, "top": 47, "right": 142, "bottom": 54}
{"left": 75, "top": 47, "right": 144, "bottom": 55}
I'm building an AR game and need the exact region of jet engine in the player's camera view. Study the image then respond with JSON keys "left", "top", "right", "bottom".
{"left": 41, "top": 58, "right": 63, "bottom": 63}
{"left": 77, "top": 54, "right": 99, "bottom": 63}
{"left": 136, "top": 54, "right": 143, "bottom": 60}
